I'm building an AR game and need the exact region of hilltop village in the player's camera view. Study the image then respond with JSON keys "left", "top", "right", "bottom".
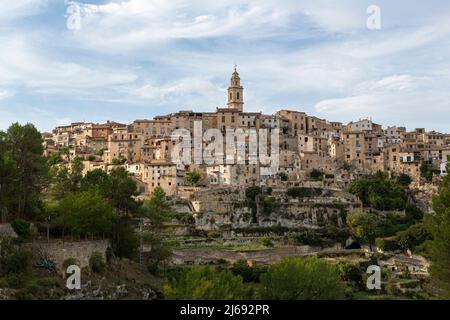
{"left": 42, "top": 68, "right": 449, "bottom": 197}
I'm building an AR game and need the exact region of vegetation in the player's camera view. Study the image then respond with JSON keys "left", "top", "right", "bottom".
{"left": 89, "top": 252, "right": 106, "bottom": 274}
{"left": 427, "top": 166, "right": 450, "bottom": 298}
{"left": 287, "top": 187, "right": 322, "bottom": 198}
{"left": 420, "top": 162, "right": 439, "bottom": 182}
{"left": 348, "top": 172, "right": 408, "bottom": 211}
{"left": 259, "top": 257, "right": 346, "bottom": 300}
{"left": 11, "top": 219, "right": 32, "bottom": 240}
{"left": 163, "top": 266, "right": 250, "bottom": 300}
{"left": 186, "top": 170, "right": 202, "bottom": 186}
{"left": 0, "top": 123, "right": 48, "bottom": 220}
{"left": 310, "top": 169, "right": 324, "bottom": 181}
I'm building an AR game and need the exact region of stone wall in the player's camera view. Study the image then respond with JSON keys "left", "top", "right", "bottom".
{"left": 22, "top": 240, "right": 109, "bottom": 272}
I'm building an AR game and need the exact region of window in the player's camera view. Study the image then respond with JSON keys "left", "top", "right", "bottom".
{"left": 237, "top": 92, "right": 240, "bottom": 100}
{"left": 229, "top": 92, "right": 232, "bottom": 100}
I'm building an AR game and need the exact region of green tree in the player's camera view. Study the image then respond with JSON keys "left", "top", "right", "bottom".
{"left": 348, "top": 174, "right": 408, "bottom": 211}
{"left": 346, "top": 212, "right": 380, "bottom": 250}
{"left": 109, "top": 167, "right": 140, "bottom": 214}
{"left": 186, "top": 171, "right": 201, "bottom": 186}
{"left": 260, "top": 257, "right": 346, "bottom": 300}
{"left": 2, "top": 123, "right": 47, "bottom": 219}
{"left": 49, "top": 166, "right": 72, "bottom": 200}
{"left": 397, "top": 173, "right": 412, "bottom": 186}
{"left": 80, "top": 169, "right": 112, "bottom": 196}
{"left": 427, "top": 173, "right": 450, "bottom": 298}
{"left": 310, "top": 169, "right": 323, "bottom": 181}
{"left": 245, "top": 186, "right": 262, "bottom": 223}
{"left": 420, "top": 162, "right": 439, "bottom": 182}
{"left": 0, "top": 140, "right": 18, "bottom": 222}
{"left": 69, "top": 157, "right": 84, "bottom": 191}
{"left": 140, "top": 187, "right": 173, "bottom": 270}
{"left": 163, "top": 266, "right": 250, "bottom": 300}
{"left": 57, "top": 191, "right": 114, "bottom": 238}
{"left": 80, "top": 168, "right": 139, "bottom": 215}
{"left": 141, "top": 187, "right": 172, "bottom": 228}
{"left": 110, "top": 217, "right": 140, "bottom": 260}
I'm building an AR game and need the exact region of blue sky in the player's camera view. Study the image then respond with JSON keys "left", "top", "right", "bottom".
{"left": 0, "top": 0, "right": 450, "bottom": 132}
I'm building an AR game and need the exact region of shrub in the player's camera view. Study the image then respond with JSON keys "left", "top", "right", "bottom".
{"left": 163, "top": 266, "right": 250, "bottom": 300}
{"left": 1, "top": 249, "right": 32, "bottom": 275}
{"left": 260, "top": 257, "right": 346, "bottom": 300}
{"left": 63, "top": 258, "right": 80, "bottom": 270}
{"left": 310, "top": 169, "right": 324, "bottom": 180}
{"left": 89, "top": 252, "right": 106, "bottom": 274}
{"left": 287, "top": 187, "right": 321, "bottom": 198}
{"left": 231, "top": 260, "right": 268, "bottom": 283}
{"left": 261, "top": 237, "right": 274, "bottom": 247}
{"left": 375, "top": 237, "right": 401, "bottom": 252}
{"left": 11, "top": 219, "right": 31, "bottom": 239}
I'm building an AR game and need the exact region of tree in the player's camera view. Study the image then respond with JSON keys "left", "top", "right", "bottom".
{"left": 110, "top": 217, "right": 140, "bottom": 260}
{"left": 397, "top": 173, "right": 412, "bottom": 186}
{"left": 69, "top": 157, "right": 84, "bottom": 192}
{"left": 109, "top": 167, "right": 140, "bottom": 214}
{"left": 141, "top": 187, "right": 172, "bottom": 229}
{"left": 140, "top": 187, "right": 173, "bottom": 270}
{"left": 427, "top": 172, "right": 450, "bottom": 298}
{"left": 57, "top": 191, "right": 114, "bottom": 238}
{"left": 310, "top": 169, "right": 323, "bottom": 181}
{"left": 186, "top": 171, "right": 201, "bottom": 186}
{"left": 260, "top": 257, "right": 346, "bottom": 300}
{"left": 2, "top": 123, "right": 47, "bottom": 219}
{"left": 80, "top": 169, "right": 112, "bottom": 196}
{"left": 0, "top": 140, "right": 18, "bottom": 222}
{"left": 245, "top": 186, "right": 261, "bottom": 223}
{"left": 420, "top": 162, "right": 439, "bottom": 182}
{"left": 348, "top": 174, "right": 408, "bottom": 211}
{"left": 80, "top": 167, "right": 139, "bottom": 215}
{"left": 163, "top": 266, "right": 250, "bottom": 300}
{"left": 49, "top": 166, "right": 72, "bottom": 200}
{"left": 346, "top": 212, "right": 380, "bottom": 250}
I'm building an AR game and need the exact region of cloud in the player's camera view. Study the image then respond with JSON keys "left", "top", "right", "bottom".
{"left": 133, "top": 77, "right": 222, "bottom": 102}
{"left": 0, "top": 89, "right": 14, "bottom": 100}
{"left": 0, "top": 34, "right": 138, "bottom": 97}
{"left": 0, "top": 0, "right": 47, "bottom": 22}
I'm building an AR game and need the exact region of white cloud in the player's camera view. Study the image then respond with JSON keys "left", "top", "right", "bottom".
{"left": 0, "top": 89, "right": 14, "bottom": 100}
{"left": 0, "top": 0, "right": 47, "bottom": 22}
{"left": 0, "top": 34, "right": 138, "bottom": 96}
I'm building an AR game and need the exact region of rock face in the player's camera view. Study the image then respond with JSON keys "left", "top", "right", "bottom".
{"left": 0, "top": 223, "right": 18, "bottom": 239}
{"left": 191, "top": 187, "right": 361, "bottom": 231}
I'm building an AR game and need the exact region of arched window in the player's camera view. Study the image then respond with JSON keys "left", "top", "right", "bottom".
{"left": 229, "top": 92, "right": 232, "bottom": 100}
{"left": 237, "top": 92, "right": 240, "bottom": 100}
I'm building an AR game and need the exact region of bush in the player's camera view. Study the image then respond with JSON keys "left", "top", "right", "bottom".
{"left": 287, "top": 187, "right": 322, "bottom": 198}
{"left": 260, "top": 257, "right": 346, "bottom": 300}
{"left": 63, "top": 258, "right": 80, "bottom": 270}
{"left": 11, "top": 219, "right": 31, "bottom": 239}
{"left": 310, "top": 169, "right": 323, "bottom": 180}
{"left": 163, "top": 266, "right": 250, "bottom": 300}
{"left": 1, "top": 249, "right": 32, "bottom": 275}
{"left": 375, "top": 237, "right": 401, "bottom": 252}
{"left": 231, "top": 260, "right": 268, "bottom": 283}
{"left": 89, "top": 252, "right": 106, "bottom": 274}
{"left": 337, "top": 262, "right": 363, "bottom": 288}
{"left": 261, "top": 237, "right": 274, "bottom": 247}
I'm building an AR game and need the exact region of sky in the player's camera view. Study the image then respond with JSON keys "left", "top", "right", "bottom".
{"left": 0, "top": 0, "right": 449, "bottom": 133}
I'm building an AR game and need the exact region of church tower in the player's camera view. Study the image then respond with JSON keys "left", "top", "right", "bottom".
{"left": 227, "top": 66, "right": 244, "bottom": 112}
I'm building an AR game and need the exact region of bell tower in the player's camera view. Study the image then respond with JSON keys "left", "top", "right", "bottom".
{"left": 227, "top": 65, "right": 244, "bottom": 112}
